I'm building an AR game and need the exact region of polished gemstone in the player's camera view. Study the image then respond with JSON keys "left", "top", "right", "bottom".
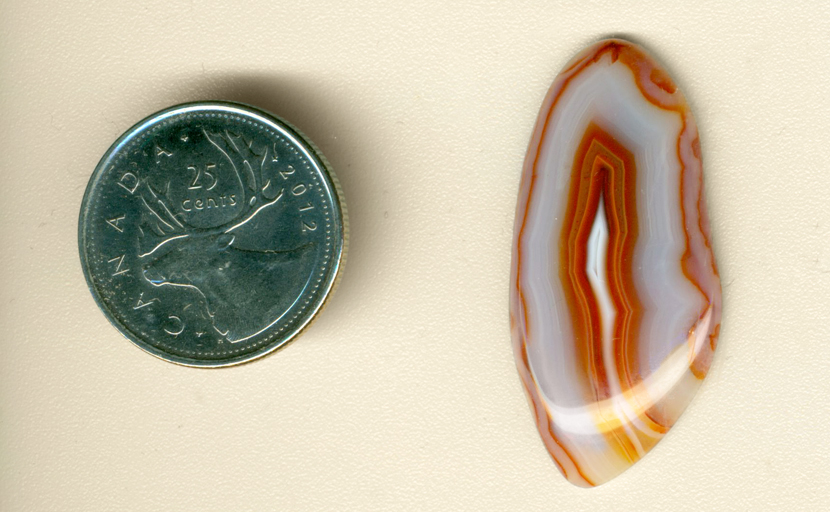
{"left": 510, "top": 39, "right": 721, "bottom": 487}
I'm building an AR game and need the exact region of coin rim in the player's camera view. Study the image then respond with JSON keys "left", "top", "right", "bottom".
{"left": 78, "top": 101, "right": 347, "bottom": 368}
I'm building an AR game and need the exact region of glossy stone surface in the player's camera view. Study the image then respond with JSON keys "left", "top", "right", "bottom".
{"left": 510, "top": 39, "right": 721, "bottom": 487}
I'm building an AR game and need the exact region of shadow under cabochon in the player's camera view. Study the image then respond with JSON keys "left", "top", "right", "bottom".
{"left": 510, "top": 39, "right": 721, "bottom": 487}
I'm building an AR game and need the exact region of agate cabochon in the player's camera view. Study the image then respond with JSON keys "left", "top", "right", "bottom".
{"left": 510, "top": 39, "right": 721, "bottom": 487}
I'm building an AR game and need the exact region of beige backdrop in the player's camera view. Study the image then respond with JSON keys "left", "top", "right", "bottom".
{"left": 2, "top": 1, "right": 829, "bottom": 510}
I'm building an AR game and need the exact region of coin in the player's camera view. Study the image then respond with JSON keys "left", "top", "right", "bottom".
{"left": 79, "top": 102, "right": 347, "bottom": 367}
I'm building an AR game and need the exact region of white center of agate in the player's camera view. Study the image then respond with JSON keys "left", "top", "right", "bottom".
{"left": 584, "top": 196, "right": 618, "bottom": 396}
{"left": 585, "top": 196, "right": 615, "bottom": 340}
{"left": 584, "top": 197, "right": 646, "bottom": 455}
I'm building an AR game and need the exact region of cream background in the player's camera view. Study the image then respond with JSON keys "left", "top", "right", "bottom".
{"left": 1, "top": 1, "right": 828, "bottom": 510}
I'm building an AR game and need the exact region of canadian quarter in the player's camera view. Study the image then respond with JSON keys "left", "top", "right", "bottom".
{"left": 79, "top": 101, "right": 347, "bottom": 367}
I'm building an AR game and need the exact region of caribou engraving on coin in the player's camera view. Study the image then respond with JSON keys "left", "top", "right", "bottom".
{"left": 79, "top": 102, "right": 346, "bottom": 367}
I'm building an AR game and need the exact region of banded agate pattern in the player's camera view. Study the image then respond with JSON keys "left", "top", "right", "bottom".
{"left": 510, "top": 39, "right": 721, "bottom": 487}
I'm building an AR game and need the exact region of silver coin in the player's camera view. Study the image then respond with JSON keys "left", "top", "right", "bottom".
{"left": 79, "top": 102, "right": 347, "bottom": 367}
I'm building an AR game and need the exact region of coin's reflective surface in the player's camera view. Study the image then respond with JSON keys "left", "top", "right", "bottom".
{"left": 79, "top": 102, "right": 346, "bottom": 367}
